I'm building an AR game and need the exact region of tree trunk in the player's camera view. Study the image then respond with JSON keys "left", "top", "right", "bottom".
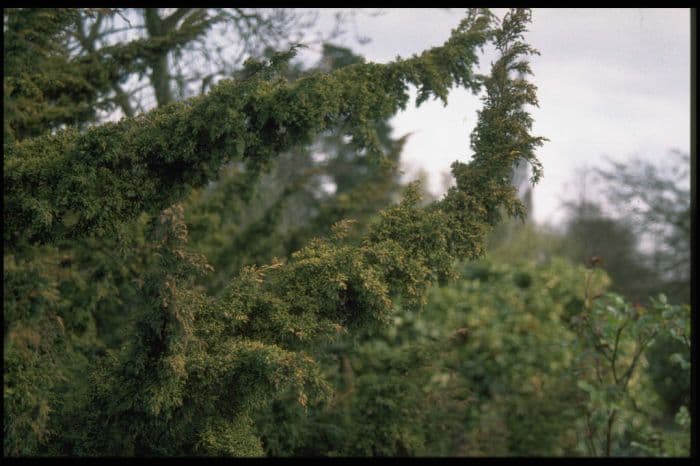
{"left": 144, "top": 8, "right": 173, "bottom": 107}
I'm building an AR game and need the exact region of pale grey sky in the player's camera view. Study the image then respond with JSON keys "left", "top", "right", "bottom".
{"left": 301, "top": 8, "right": 691, "bottom": 225}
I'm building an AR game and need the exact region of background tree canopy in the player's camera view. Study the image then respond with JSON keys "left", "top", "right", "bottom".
{"left": 3, "top": 8, "right": 690, "bottom": 457}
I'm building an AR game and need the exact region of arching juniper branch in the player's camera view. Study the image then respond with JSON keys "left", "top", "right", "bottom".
{"left": 4, "top": 9, "right": 545, "bottom": 456}
{"left": 5, "top": 9, "right": 495, "bottom": 247}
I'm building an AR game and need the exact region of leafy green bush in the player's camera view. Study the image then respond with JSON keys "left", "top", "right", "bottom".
{"left": 266, "top": 257, "right": 690, "bottom": 457}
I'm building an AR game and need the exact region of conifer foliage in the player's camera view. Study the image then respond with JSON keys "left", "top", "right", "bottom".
{"left": 4, "top": 9, "right": 545, "bottom": 455}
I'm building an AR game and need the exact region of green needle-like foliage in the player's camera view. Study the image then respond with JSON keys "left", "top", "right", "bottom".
{"left": 4, "top": 10, "right": 495, "bottom": 248}
{"left": 4, "top": 9, "right": 546, "bottom": 456}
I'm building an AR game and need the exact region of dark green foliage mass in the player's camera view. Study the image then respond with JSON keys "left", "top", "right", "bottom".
{"left": 3, "top": 8, "right": 690, "bottom": 457}
{"left": 4, "top": 8, "right": 550, "bottom": 456}
{"left": 4, "top": 9, "right": 102, "bottom": 142}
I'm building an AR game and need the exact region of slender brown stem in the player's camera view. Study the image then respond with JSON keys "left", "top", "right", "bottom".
{"left": 585, "top": 412, "right": 598, "bottom": 456}
{"left": 621, "top": 331, "right": 657, "bottom": 391}
{"left": 605, "top": 409, "right": 617, "bottom": 456}
{"left": 611, "top": 319, "right": 628, "bottom": 384}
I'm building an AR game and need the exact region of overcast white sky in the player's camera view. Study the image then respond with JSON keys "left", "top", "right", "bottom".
{"left": 300, "top": 8, "right": 691, "bottom": 226}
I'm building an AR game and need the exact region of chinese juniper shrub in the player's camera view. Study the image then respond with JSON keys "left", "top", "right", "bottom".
{"left": 4, "top": 9, "right": 549, "bottom": 455}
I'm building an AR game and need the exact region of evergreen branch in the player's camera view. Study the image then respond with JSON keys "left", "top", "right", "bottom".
{"left": 4, "top": 9, "right": 495, "bottom": 248}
